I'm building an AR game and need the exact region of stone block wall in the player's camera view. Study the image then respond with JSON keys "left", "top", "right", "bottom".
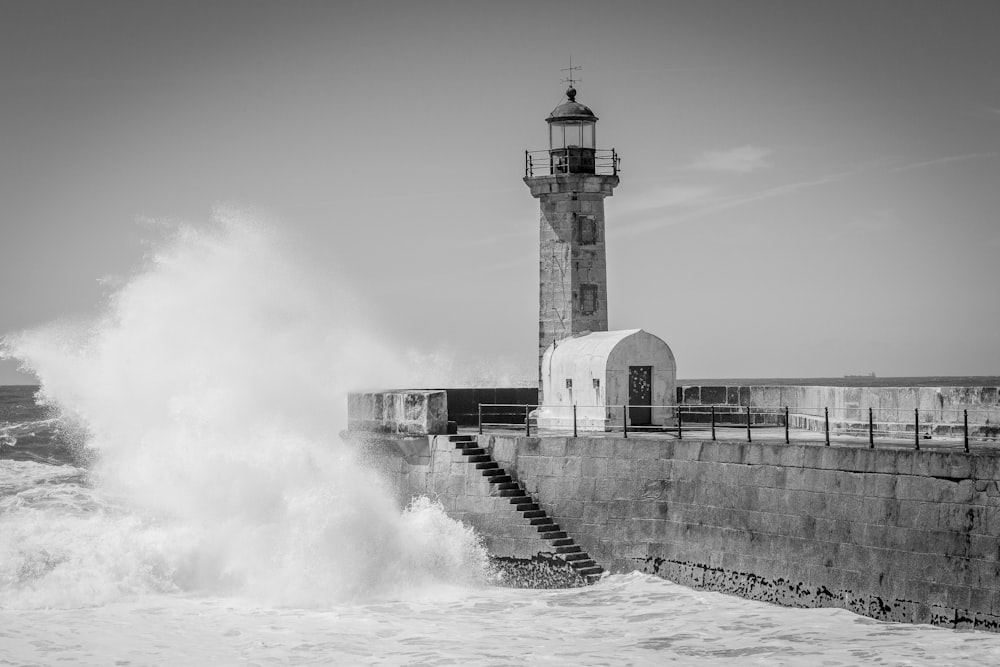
{"left": 347, "top": 390, "right": 448, "bottom": 435}
{"left": 366, "top": 434, "right": 586, "bottom": 587}
{"left": 482, "top": 434, "right": 1000, "bottom": 630}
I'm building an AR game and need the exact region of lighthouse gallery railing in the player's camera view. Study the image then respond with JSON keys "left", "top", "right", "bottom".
{"left": 525, "top": 149, "right": 619, "bottom": 177}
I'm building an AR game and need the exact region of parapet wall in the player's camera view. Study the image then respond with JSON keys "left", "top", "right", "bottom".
{"left": 482, "top": 434, "right": 1000, "bottom": 630}
{"left": 678, "top": 384, "right": 1000, "bottom": 426}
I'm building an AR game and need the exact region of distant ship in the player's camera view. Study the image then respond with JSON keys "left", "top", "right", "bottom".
{"left": 844, "top": 372, "right": 876, "bottom": 379}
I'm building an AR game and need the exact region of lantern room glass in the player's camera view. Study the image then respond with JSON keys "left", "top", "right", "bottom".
{"left": 549, "top": 121, "right": 596, "bottom": 150}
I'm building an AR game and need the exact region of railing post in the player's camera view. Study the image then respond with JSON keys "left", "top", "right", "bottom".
{"left": 824, "top": 407, "right": 830, "bottom": 446}
{"left": 525, "top": 404, "right": 530, "bottom": 437}
{"left": 711, "top": 405, "right": 716, "bottom": 441}
{"left": 677, "top": 404, "right": 682, "bottom": 438}
{"left": 746, "top": 406, "right": 752, "bottom": 443}
{"left": 623, "top": 405, "right": 628, "bottom": 439}
{"left": 573, "top": 404, "right": 577, "bottom": 438}
{"left": 868, "top": 407, "right": 874, "bottom": 448}
{"left": 964, "top": 409, "right": 969, "bottom": 453}
{"left": 914, "top": 408, "right": 920, "bottom": 450}
{"left": 478, "top": 404, "right": 483, "bottom": 436}
{"left": 785, "top": 406, "right": 790, "bottom": 445}
{"left": 525, "top": 150, "right": 530, "bottom": 177}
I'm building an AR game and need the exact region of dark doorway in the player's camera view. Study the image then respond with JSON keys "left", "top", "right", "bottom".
{"left": 629, "top": 366, "right": 652, "bottom": 426}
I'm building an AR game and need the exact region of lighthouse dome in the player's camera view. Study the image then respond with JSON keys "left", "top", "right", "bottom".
{"left": 547, "top": 87, "right": 598, "bottom": 123}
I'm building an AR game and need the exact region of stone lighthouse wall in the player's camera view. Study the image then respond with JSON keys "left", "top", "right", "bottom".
{"left": 525, "top": 173, "right": 619, "bottom": 395}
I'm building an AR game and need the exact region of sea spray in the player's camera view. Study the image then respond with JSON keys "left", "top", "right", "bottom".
{"left": 0, "top": 209, "right": 490, "bottom": 608}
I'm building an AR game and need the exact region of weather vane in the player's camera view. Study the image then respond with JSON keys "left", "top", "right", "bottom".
{"left": 560, "top": 57, "right": 582, "bottom": 88}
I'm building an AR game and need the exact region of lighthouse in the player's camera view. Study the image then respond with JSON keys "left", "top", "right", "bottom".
{"left": 525, "top": 83, "right": 676, "bottom": 429}
{"left": 524, "top": 85, "right": 620, "bottom": 397}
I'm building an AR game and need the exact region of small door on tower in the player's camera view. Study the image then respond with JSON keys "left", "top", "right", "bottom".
{"left": 629, "top": 365, "right": 652, "bottom": 426}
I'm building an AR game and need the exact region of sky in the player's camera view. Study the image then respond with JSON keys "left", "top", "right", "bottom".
{"left": 1, "top": 0, "right": 999, "bottom": 385}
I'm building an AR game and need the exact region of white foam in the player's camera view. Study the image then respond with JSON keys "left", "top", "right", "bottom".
{"left": 1, "top": 209, "right": 489, "bottom": 608}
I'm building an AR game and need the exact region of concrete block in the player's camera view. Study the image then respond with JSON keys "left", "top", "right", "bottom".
{"left": 930, "top": 604, "right": 958, "bottom": 628}
{"left": 699, "top": 442, "right": 721, "bottom": 462}
{"left": 564, "top": 438, "right": 587, "bottom": 457}
{"left": 612, "top": 439, "right": 635, "bottom": 460}
{"left": 556, "top": 456, "right": 582, "bottom": 479}
{"left": 558, "top": 477, "right": 583, "bottom": 500}
{"left": 559, "top": 500, "right": 584, "bottom": 518}
{"left": 673, "top": 440, "right": 703, "bottom": 461}
{"left": 800, "top": 445, "right": 824, "bottom": 470}
{"left": 633, "top": 441, "right": 663, "bottom": 461}
{"left": 540, "top": 438, "right": 567, "bottom": 458}
{"left": 590, "top": 439, "right": 615, "bottom": 459}
{"left": 779, "top": 446, "right": 806, "bottom": 469}
{"left": 611, "top": 498, "right": 637, "bottom": 519}
{"left": 873, "top": 450, "right": 908, "bottom": 475}
{"left": 581, "top": 456, "right": 608, "bottom": 479}
{"left": 583, "top": 501, "right": 610, "bottom": 525}
{"left": 744, "top": 445, "right": 765, "bottom": 466}
{"left": 609, "top": 457, "right": 632, "bottom": 480}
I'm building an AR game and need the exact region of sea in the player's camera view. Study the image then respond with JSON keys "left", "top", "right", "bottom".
{"left": 3, "top": 214, "right": 1000, "bottom": 665}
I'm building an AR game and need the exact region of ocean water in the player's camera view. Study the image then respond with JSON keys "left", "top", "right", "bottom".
{"left": 4, "top": 214, "right": 1000, "bottom": 665}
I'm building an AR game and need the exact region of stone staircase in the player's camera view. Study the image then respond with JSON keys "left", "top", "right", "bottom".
{"left": 450, "top": 434, "right": 604, "bottom": 583}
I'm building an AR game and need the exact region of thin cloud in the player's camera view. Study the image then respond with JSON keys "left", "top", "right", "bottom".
{"left": 686, "top": 146, "right": 772, "bottom": 174}
{"left": 887, "top": 152, "right": 998, "bottom": 173}
{"left": 616, "top": 151, "right": 997, "bottom": 238}
{"left": 616, "top": 168, "right": 857, "bottom": 237}
{"left": 617, "top": 185, "right": 717, "bottom": 216}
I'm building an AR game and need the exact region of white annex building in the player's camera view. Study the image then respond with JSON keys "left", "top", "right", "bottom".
{"left": 537, "top": 329, "right": 676, "bottom": 431}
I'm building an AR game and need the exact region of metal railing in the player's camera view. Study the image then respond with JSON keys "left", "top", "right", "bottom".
{"left": 524, "top": 149, "right": 619, "bottom": 177}
{"left": 476, "top": 403, "right": 1000, "bottom": 452}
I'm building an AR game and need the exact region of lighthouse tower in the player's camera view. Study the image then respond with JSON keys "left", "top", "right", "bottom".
{"left": 524, "top": 85, "right": 620, "bottom": 399}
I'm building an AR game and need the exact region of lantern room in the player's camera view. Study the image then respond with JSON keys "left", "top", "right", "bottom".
{"left": 546, "top": 86, "right": 597, "bottom": 174}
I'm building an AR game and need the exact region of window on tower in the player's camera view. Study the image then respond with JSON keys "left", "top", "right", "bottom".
{"left": 581, "top": 284, "right": 598, "bottom": 316}
{"left": 575, "top": 215, "right": 598, "bottom": 245}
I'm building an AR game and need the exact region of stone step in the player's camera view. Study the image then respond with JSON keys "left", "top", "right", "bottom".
{"left": 497, "top": 488, "right": 525, "bottom": 497}
{"left": 529, "top": 517, "right": 553, "bottom": 526}
{"left": 535, "top": 523, "right": 560, "bottom": 532}
{"left": 550, "top": 538, "right": 574, "bottom": 547}
{"left": 488, "top": 475, "right": 512, "bottom": 485}
{"left": 515, "top": 502, "right": 539, "bottom": 512}
{"left": 522, "top": 510, "right": 546, "bottom": 519}
{"left": 483, "top": 468, "right": 506, "bottom": 478}
{"left": 575, "top": 565, "right": 603, "bottom": 577}
{"left": 467, "top": 454, "right": 492, "bottom": 463}
{"left": 496, "top": 482, "right": 521, "bottom": 491}
{"left": 539, "top": 530, "right": 567, "bottom": 540}
{"left": 508, "top": 495, "right": 532, "bottom": 505}
{"left": 562, "top": 552, "right": 590, "bottom": 562}
{"left": 448, "top": 435, "right": 476, "bottom": 442}
{"left": 475, "top": 462, "right": 499, "bottom": 470}
{"left": 459, "top": 448, "right": 486, "bottom": 456}
{"left": 555, "top": 545, "right": 581, "bottom": 554}
{"left": 455, "top": 442, "right": 479, "bottom": 450}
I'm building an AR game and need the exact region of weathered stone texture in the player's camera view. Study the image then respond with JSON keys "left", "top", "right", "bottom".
{"left": 347, "top": 390, "right": 448, "bottom": 435}
{"left": 483, "top": 433, "right": 1000, "bottom": 631}
{"left": 526, "top": 174, "right": 619, "bottom": 391}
